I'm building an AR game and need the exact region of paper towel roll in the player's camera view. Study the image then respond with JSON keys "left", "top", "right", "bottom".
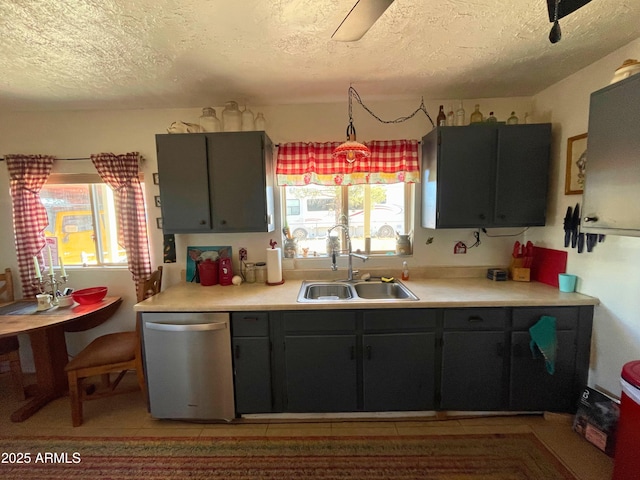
{"left": 266, "top": 247, "right": 283, "bottom": 284}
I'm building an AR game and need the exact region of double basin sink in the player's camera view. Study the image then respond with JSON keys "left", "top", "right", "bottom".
{"left": 297, "top": 280, "right": 418, "bottom": 303}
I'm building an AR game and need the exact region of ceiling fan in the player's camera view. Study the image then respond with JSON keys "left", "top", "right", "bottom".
{"left": 332, "top": 0, "right": 395, "bottom": 42}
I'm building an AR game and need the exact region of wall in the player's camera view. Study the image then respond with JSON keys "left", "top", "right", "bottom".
{"left": 530, "top": 38, "right": 640, "bottom": 396}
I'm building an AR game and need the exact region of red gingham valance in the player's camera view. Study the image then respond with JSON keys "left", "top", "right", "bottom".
{"left": 276, "top": 140, "right": 420, "bottom": 186}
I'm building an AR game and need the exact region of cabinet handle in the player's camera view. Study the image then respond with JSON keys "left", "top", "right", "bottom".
{"left": 220, "top": 219, "right": 227, "bottom": 225}
{"left": 467, "top": 316, "right": 484, "bottom": 323}
{"left": 478, "top": 213, "right": 486, "bottom": 220}
{"left": 498, "top": 214, "right": 506, "bottom": 220}
{"left": 199, "top": 220, "right": 206, "bottom": 225}
{"left": 234, "top": 344, "right": 240, "bottom": 359}
{"left": 366, "top": 345, "right": 372, "bottom": 360}
{"left": 583, "top": 216, "right": 599, "bottom": 223}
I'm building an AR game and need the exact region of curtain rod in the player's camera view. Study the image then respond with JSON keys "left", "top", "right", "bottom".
{"left": 0, "top": 156, "right": 91, "bottom": 162}
{"left": 0, "top": 156, "right": 145, "bottom": 162}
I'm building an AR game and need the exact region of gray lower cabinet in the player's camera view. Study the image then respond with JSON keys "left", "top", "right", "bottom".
{"left": 285, "top": 334, "right": 358, "bottom": 412}
{"left": 231, "top": 312, "right": 272, "bottom": 414}
{"left": 362, "top": 310, "right": 437, "bottom": 411}
{"left": 282, "top": 311, "right": 357, "bottom": 412}
{"left": 509, "top": 307, "right": 587, "bottom": 412}
{"left": 440, "top": 308, "right": 508, "bottom": 410}
{"left": 231, "top": 305, "right": 593, "bottom": 415}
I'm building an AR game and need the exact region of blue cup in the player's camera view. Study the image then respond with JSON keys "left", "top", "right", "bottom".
{"left": 558, "top": 273, "right": 577, "bottom": 292}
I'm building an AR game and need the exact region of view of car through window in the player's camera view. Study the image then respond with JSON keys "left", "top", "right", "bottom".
{"left": 40, "top": 184, "right": 128, "bottom": 266}
{"left": 284, "top": 183, "right": 408, "bottom": 255}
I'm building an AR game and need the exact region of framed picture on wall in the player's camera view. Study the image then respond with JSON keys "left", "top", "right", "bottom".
{"left": 154, "top": 196, "right": 162, "bottom": 207}
{"left": 152, "top": 173, "right": 160, "bottom": 185}
{"left": 565, "top": 133, "right": 588, "bottom": 195}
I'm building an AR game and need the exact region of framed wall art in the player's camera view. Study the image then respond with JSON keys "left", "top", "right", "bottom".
{"left": 565, "top": 133, "right": 588, "bottom": 195}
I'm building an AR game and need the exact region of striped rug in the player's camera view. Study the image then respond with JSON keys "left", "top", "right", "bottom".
{"left": 0, "top": 433, "right": 576, "bottom": 479}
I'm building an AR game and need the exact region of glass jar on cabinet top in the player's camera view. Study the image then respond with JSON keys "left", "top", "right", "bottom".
{"left": 470, "top": 104, "right": 484, "bottom": 123}
{"left": 255, "top": 112, "right": 266, "bottom": 130}
{"left": 199, "top": 107, "right": 221, "bottom": 132}
{"left": 222, "top": 101, "right": 242, "bottom": 131}
{"left": 241, "top": 106, "right": 255, "bottom": 131}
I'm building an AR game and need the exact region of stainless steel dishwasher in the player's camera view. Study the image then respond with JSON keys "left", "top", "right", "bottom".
{"left": 141, "top": 312, "right": 235, "bottom": 421}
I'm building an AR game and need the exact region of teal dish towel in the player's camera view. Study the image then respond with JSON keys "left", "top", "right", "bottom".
{"left": 529, "top": 316, "right": 557, "bottom": 375}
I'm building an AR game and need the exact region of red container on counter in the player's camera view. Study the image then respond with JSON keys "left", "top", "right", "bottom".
{"left": 198, "top": 259, "right": 219, "bottom": 286}
{"left": 612, "top": 360, "right": 640, "bottom": 479}
{"left": 219, "top": 257, "right": 233, "bottom": 286}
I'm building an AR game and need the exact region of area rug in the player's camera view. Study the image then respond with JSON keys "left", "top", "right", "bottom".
{"left": 0, "top": 433, "right": 576, "bottom": 479}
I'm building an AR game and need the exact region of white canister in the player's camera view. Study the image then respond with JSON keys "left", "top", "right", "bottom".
{"left": 610, "top": 59, "right": 640, "bottom": 84}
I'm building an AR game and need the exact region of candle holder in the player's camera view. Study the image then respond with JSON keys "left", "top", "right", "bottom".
{"left": 33, "top": 273, "right": 69, "bottom": 306}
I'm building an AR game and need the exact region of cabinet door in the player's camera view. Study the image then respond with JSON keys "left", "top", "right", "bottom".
{"left": 441, "top": 331, "right": 506, "bottom": 410}
{"left": 207, "top": 132, "right": 272, "bottom": 232}
{"left": 436, "top": 127, "right": 496, "bottom": 227}
{"left": 232, "top": 337, "right": 272, "bottom": 413}
{"left": 284, "top": 335, "right": 357, "bottom": 412}
{"left": 156, "top": 134, "right": 211, "bottom": 232}
{"left": 509, "top": 330, "right": 577, "bottom": 412}
{"left": 363, "top": 332, "right": 436, "bottom": 411}
{"left": 494, "top": 124, "right": 551, "bottom": 227}
{"left": 582, "top": 74, "right": 640, "bottom": 235}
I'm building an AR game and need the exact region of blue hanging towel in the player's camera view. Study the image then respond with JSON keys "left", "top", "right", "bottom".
{"left": 529, "top": 316, "right": 557, "bottom": 375}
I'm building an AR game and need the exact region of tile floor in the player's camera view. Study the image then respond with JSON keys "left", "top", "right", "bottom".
{"left": 0, "top": 374, "right": 613, "bottom": 480}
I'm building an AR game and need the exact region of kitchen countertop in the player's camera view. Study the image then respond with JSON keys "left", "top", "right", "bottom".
{"left": 134, "top": 277, "right": 599, "bottom": 312}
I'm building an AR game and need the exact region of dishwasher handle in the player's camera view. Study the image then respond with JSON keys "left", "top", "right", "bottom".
{"left": 145, "top": 321, "right": 227, "bottom": 332}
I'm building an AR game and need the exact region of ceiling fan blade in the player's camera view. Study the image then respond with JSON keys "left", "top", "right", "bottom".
{"left": 331, "top": 0, "right": 395, "bottom": 42}
{"left": 546, "top": 0, "right": 593, "bottom": 21}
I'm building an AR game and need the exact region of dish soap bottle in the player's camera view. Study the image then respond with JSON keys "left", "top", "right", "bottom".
{"left": 401, "top": 261, "right": 410, "bottom": 281}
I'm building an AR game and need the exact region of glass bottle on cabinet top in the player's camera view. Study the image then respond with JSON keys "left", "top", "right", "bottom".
{"left": 255, "top": 112, "right": 266, "bottom": 130}
{"left": 455, "top": 101, "right": 466, "bottom": 126}
{"left": 486, "top": 112, "right": 497, "bottom": 123}
{"left": 446, "top": 105, "right": 455, "bottom": 126}
{"left": 222, "top": 101, "right": 242, "bottom": 131}
{"left": 241, "top": 106, "right": 255, "bottom": 131}
{"left": 199, "top": 107, "right": 221, "bottom": 132}
{"left": 507, "top": 111, "right": 519, "bottom": 125}
{"left": 437, "top": 105, "right": 446, "bottom": 126}
{"left": 470, "top": 104, "right": 484, "bottom": 123}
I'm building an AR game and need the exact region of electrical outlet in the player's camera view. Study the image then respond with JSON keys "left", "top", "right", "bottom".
{"left": 239, "top": 248, "right": 247, "bottom": 261}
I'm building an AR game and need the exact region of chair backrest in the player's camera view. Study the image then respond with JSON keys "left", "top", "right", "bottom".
{"left": 0, "top": 268, "right": 15, "bottom": 303}
{"left": 136, "top": 266, "right": 163, "bottom": 303}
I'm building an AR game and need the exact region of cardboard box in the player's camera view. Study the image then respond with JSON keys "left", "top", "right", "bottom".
{"left": 573, "top": 386, "right": 620, "bottom": 457}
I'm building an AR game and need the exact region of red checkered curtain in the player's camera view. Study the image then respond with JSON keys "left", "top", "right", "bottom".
{"left": 91, "top": 152, "right": 151, "bottom": 285}
{"left": 276, "top": 140, "right": 420, "bottom": 186}
{"left": 6, "top": 155, "right": 55, "bottom": 297}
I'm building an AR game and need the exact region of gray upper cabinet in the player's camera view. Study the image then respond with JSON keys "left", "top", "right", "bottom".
{"left": 421, "top": 124, "right": 551, "bottom": 229}
{"left": 582, "top": 74, "right": 640, "bottom": 236}
{"left": 156, "top": 131, "right": 275, "bottom": 234}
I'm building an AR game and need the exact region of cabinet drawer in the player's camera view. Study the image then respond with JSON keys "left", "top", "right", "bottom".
{"left": 443, "top": 308, "right": 508, "bottom": 330}
{"left": 363, "top": 309, "right": 437, "bottom": 331}
{"left": 512, "top": 307, "right": 578, "bottom": 330}
{"left": 232, "top": 312, "right": 269, "bottom": 336}
{"left": 283, "top": 311, "right": 356, "bottom": 333}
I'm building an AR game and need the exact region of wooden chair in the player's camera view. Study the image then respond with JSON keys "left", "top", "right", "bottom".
{"left": 0, "top": 268, "right": 25, "bottom": 400}
{"left": 64, "top": 266, "right": 162, "bottom": 427}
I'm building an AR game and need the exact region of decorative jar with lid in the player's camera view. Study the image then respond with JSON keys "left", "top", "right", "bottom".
{"left": 222, "top": 101, "right": 242, "bottom": 131}
{"left": 199, "top": 107, "right": 221, "bottom": 132}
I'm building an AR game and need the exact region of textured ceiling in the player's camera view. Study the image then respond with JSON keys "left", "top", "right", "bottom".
{"left": 0, "top": 0, "right": 638, "bottom": 111}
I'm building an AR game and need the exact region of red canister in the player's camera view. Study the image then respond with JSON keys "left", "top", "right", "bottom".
{"left": 198, "top": 259, "right": 219, "bottom": 286}
{"left": 218, "top": 257, "right": 233, "bottom": 286}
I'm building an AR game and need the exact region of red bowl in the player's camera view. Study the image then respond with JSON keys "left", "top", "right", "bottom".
{"left": 72, "top": 287, "right": 108, "bottom": 305}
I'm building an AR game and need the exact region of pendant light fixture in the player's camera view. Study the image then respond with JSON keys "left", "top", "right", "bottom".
{"left": 332, "top": 86, "right": 436, "bottom": 162}
{"left": 333, "top": 87, "right": 371, "bottom": 163}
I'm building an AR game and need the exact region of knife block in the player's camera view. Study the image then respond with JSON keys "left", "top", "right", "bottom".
{"left": 509, "top": 257, "right": 531, "bottom": 282}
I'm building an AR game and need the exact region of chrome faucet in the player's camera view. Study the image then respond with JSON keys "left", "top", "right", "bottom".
{"left": 327, "top": 224, "right": 368, "bottom": 281}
